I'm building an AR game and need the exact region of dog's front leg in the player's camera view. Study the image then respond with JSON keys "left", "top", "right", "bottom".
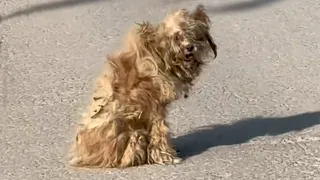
{"left": 147, "top": 118, "right": 181, "bottom": 165}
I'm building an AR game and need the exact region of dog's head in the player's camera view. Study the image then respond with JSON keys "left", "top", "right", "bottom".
{"left": 157, "top": 5, "right": 217, "bottom": 82}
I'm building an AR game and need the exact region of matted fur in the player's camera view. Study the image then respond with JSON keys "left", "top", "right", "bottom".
{"left": 68, "top": 4, "right": 217, "bottom": 168}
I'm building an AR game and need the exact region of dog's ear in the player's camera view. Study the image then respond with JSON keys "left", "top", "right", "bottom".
{"left": 205, "top": 32, "right": 217, "bottom": 59}
{"left": 135, "top": 21, "right": 155, "bottom": 41}
{"left": 133, "top": 21, "right": 158, "bottom": 51}
{"left": 191, "top": 4, "right": 211, "bottom": 26}
{"left": 191, "top": 5, "right": 217, "bottom": 59}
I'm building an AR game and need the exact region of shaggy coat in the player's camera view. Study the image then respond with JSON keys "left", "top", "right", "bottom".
{"left": 68, "top": 5, "right": 217, "bottom": 168}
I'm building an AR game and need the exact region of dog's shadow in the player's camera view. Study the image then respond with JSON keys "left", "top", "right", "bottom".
{"left": 173, "top": 111, "right": 320, "bottom": 159}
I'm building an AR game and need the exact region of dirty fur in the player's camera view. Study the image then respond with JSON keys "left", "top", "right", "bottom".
{"left": 68, "top": 4, "right": 218, "bottom": 168}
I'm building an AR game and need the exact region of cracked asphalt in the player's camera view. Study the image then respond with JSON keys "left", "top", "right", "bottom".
{"left": 0, "top": 0, "right": 320, "bottom": 179}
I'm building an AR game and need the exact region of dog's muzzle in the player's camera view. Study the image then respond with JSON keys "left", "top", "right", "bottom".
{"left": 183, "top": 44, "right": 200, "bottom": 70}
{"left": 184, "top": 44, "right": 198, "bottom": 59}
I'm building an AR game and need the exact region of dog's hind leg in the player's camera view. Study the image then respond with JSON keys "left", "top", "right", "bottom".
{"left": 69, "top": 119, "right": 149, "bottom": 168}
{"left": 68, "top": 119, "right": 131, "bottom": 168}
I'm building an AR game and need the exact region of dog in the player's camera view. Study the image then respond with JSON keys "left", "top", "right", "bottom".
{"left": 68, "top": 4, "right": 217, "bottom": 168}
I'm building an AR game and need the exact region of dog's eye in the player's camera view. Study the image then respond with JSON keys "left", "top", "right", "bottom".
{"left": 173, "top": 32, "right": 182, "bottom": 42}
{"left": 197, "top": 36, "right": 205, "bottom": 41}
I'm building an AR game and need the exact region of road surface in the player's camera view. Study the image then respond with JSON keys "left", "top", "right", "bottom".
{"left": 0, "top": 0, "right": 320, "bottom": 179}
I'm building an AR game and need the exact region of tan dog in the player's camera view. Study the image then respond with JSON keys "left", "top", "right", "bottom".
{"left": 68, "top": 4, "right": 217, "bottom": 168}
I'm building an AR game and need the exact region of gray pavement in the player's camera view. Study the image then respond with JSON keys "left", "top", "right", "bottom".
{"left": 1, "top": 0, "right": 320, "bottom": 179}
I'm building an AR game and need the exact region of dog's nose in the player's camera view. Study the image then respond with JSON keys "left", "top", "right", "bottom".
{"left": 186, "top": 45, "right": 194, "bottom": 52}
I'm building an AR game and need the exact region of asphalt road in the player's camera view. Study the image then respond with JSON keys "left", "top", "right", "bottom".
{"left": 1, "top": 0, "right": 320, "bottom": 179}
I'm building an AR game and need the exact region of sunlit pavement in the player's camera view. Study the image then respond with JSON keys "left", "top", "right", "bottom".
{"left": 0, "top": 0, "right": 319, "bottom": 179}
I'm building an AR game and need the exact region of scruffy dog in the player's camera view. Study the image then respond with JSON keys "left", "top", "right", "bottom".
{"left": 68, "top": 5, "right": 217, "bottom": 168}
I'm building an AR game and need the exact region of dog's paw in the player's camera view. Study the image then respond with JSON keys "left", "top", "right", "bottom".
{"left": 162, "top": 156, "right": 182, "bottom": 165}
{"left": 69, "top": 157, "right": 81, "bottom": 166}
{"left": 148, "top": 148, "right": 181, "bottom": 165}
{"left": 172, "top": 157, "right": 183, "bottom": 164}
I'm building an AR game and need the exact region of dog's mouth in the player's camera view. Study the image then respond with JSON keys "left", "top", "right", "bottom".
{"left": 183, "top": 44, "right": 200, "bottom": 70}
{"left": 185, "top": 51, "right": 194, "bottom": 61}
